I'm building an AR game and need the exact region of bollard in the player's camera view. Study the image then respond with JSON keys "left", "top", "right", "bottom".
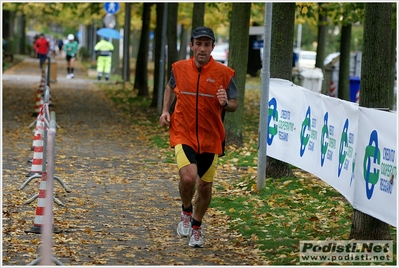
{"left": 30, "top": 110, "right": 45, "bottom": 151}
{"left": 20, "top": 87, "right": 71, "bottom": 232}
{"left": 27, "top": 106, "right": 45, "bottom": 176}
{"left": 32, "top": 69, "right": 46, "bottom": 117}
{"left": 27, "top": 111, "right": 64, "bottom": 266}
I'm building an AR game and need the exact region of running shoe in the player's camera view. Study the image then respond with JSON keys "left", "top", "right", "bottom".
{"left": 177, "top": 211, "right": 192, "bottom": 237}
{"left": 188, "top": 226, "right": 203, "bottom": 248}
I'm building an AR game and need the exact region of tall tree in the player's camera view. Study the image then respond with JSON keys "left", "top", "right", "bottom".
{"left": 176, "top": 3, "right": 195, "bottom": 60}
{"left": 224, "top": 3, "right": 251, "bottom": 147}
{"left": 192, "top": 3, "right": 205, "bottom": 30}
{"left": 2, "top": 9, "right": 14, "bottom": 43}
{"left": 337, "top": 23, "right": 351, "bottom": 101}
{"left": 150, "top": 3, "right": 165, "bottom": 108}
{"left": 267, "top": 3, "right": 296, "bottom": 177}
{"left": 178, "top": 25, "right": 189, "bottom": 60}
{"left": 326, "top": 3, "right": 364, "bottom": 101}
{"left": 189, "top": 2, "right": 205, "bottom": 58}
{"left": 349, "top": 3, "right": 393, "bottom": 240}
{"left": 122, "top": 3, "right": 131, "bottom": 83}
{"left": 166, "top": 3, "right": 178, "bottom": 82}
{"left": 270, "top": 3, "right": 295, "bottom": 80}
{"left": 2, "top": 9, "right": 15, "bottom": 54}
{"left": 134, "top": 3, "right": 152, "bottom": 97}
{"left": 388, "top": 8, "right": 397, "bottom": 110}
{"left": 15, "top": 13, "right": 26, "bottom": 54}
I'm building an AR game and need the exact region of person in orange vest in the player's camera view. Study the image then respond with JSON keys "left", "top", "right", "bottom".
{"left": 34, "top": 33, "right": 50, "bottom": 69}
{"left": 159, "top": 26, "right": 238, "bottom": 248}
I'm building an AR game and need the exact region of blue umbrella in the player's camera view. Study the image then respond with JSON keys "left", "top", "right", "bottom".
{"left": 96, "top": 28, "right": 122, "bottom": 39}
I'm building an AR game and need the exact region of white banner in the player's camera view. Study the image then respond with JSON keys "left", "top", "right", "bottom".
{"left": 267, "top": 79, "right": 397, "bottom": 227}
{"left": 353, "top": 108, "right": 397, "bottom": 226}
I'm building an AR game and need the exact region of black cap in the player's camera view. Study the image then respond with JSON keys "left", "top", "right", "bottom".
{"left": 192, "top": 26, "right": 215, "bottom": 41}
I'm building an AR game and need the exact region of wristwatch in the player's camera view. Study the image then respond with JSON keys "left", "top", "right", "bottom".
{"left": 224, "top": 100, "right": 229, "bottom": 107}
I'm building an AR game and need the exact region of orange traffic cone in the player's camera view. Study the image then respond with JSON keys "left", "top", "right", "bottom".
{"left": 30, "top": 109, "right": 45, "bottom": 152}
{"left": 25, "top": 172, "right": 61, "bottom": 234}
{"left": 27, "top": 109, "right": 44, "bottom": 177}
{"left": 32, "top": 90, "right": 44, "bottom": 117}
{"left": 27, "top": 138, "right": 43, "bottom": 177}
{"left": 32, "top": 70, "right": 46, "bottom": 117}
{"left": 39, "top": 69, "right": 46, "bottom": 91}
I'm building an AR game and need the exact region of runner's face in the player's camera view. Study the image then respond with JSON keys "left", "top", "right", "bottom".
{"left": 190, "top": 37, "right": 214, "bottom": 67}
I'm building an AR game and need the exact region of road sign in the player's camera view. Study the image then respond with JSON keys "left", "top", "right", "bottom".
{"left": 252, "top": 40, "right": 264, "bottom": 50}
{"left": 104, "top": 2, "right": 120, "bottom": 14}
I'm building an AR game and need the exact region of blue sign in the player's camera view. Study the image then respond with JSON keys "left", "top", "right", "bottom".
{"left": 104, "top": 2, "right": 120, "bottom": 14}
{"left": 252, "top": 40, "right": 264, "bottom": 49}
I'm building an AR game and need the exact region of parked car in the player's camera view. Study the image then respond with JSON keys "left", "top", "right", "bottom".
{"left": 211, "top": 43, "right": 229, "bottom": 65}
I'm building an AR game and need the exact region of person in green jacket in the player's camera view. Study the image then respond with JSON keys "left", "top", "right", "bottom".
{"left": 94, "top": 37, "right": 114, "bottom": 81}
{"left": 64, "top": 34, "right": 79, "bottom": 79}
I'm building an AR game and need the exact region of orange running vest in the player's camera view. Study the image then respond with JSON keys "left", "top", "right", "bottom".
{"left": 169, "top": 57, "right": 235, "bottom": 154}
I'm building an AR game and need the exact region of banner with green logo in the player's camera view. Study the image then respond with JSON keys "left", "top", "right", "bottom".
{"left": 267, "top": 79, "right": 396, "bottom": 227}
{"left": 353, "top": 108, "right": 396, "bottom": 226}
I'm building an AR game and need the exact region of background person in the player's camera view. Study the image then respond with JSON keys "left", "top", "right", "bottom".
{"left": 94, "top": 37, "right": 114, "bottom": 81}
{"left": 57, "top": 38, "right": 64, "bottom": 57}
{"left": 34, "top": 33, "right": 50, "bottom": 69}
{"left": 64, "top": 34, "right": 79, "bottom": 79}
{"left": 159, "top": 26, "right": 238, "bottom": 248}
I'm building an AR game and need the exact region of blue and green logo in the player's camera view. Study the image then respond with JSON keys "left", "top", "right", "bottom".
{"left": 320, "top": 112, "right": 329, "bottom": 166}
{"left": 338, "top": 119, "right": 349, "bottom": 177}
{"left": 363, "top": 130, "right": 380, "bottom": 199}
{"left": 267, "top": 98, "right": 278, "bottom": 145}
{"left": 300, "top": 107, "right": 311, "bottom": 157}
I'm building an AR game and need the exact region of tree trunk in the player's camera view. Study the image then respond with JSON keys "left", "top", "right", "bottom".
{"left": 131, "top": 30, "right": 140, "bottom": 59}
{"left": 316, "top": 3, "right": 328, "bottom": 94}
{"left": 134, "top": 3, "right": 152, "bottom": 97}
{"left": 166, "top": 3, "right": 178, "bottom": 82}
{"left": 3, "top": 10, "right": 15, "bottom": 54}
{"left": 267, "top": 3, "right": 296, "bottom": 178}
{"left": 224, "top": 3, "right": 251, "bottom": 147}
{"left": 2, "top": 10, "right": 13, "bottom": 42}
{"left": 190, "top": 3, "right": 205, "bottom": 58}
{"left": 350, "top": 209, "right": 391, "bottom": 239}
{"left": 337, "top": 23, "right": 351, "bottom": 101}
{"left": 389, "top": 26, "right": 396, "bottom": 110}
{"left": 359, "top": 3, "right": 392, "bottom": 108}
{"left": 16, "top": 13, "right": 26, "bottom": 54}
{"left": 123, "top": 3, "right": 131, "bottom": 83}
{"left": 349, "top": 3, "right": 393, "bottom": 240}
{"left": 178, "top": 25, "right": 189, "bottom": 60}
{"left": 192, "top": 3, "right": 205, "bottom": 30}
{"left": 150, "top": 3, "right": 165, "bottom": 108}
{"left": 270, "top": 3, "right": 295, "bottom": 81}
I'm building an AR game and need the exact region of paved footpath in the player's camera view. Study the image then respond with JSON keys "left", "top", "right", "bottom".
{"left": 2, "top": 57, "right": 267, "bottom": 266}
